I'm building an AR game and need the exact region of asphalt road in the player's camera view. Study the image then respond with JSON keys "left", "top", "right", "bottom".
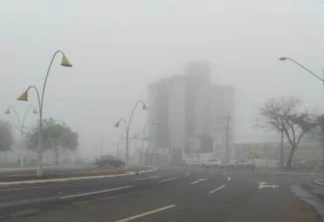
{"left": 1, "top": 166, "right": 323, "bottom": 222}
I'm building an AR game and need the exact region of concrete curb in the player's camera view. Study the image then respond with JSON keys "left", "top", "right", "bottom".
{"left": 0, "top": 167, "right": 158, "bottom": 187}
{"left": 313, "top": 180, "right": 324, "bottom": 187}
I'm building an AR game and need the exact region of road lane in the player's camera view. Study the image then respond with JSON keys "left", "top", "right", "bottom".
{"left": 0, "top": 166, "right": 188, "bottom": 220}
{"left": 59, "top": 185, "right": 133, "bottom": 200}
{"left": 0, "top": 167, "right": 182, "bottom": 203}
{"left": 4, "top": 167, "right": 323, "bottom": 222}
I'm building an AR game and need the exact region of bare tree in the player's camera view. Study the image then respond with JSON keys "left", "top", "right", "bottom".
{"left": 258, "top": 96, "right": 317, "bottom": 168}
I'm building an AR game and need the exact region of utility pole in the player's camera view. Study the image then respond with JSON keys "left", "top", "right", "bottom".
{"left": 322, "top": 145, "right": 324, "bottom": 182}
{"left": 225, "top": 111, "right": 231, "bottom": 164}
{"left": 100, "top": 138, "right": 103, "bottom": 157}
{"left": 280, "top": 129, "right": 284, "bottom": 167}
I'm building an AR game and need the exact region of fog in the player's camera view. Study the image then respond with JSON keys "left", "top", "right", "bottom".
{"left": 1, "top": 0, "right": 323, "bottom": 160}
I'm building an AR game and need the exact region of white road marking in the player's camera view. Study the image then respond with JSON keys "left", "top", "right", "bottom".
{"left": 209, "top": 184, "right": 226, "bottom": 194}
{"left": 191, "top": 178, "right": 207, "bottom": 185}
{"left": 258, "top": 182, "right": 279, "bottom": 189}
{"left": 270, "top": 171, "right": 315, "bottom": 175}
{"left": 158, "top": 177, "right": 178, "bottom": 183}
{"left": 115, "top": 204, "right": 176, "bottom": 222}
{"left": 227, "top": 176, "right": 231, "bottom": 181}
{"left": 59, "top": 185, "right": 132, "bottom": 200}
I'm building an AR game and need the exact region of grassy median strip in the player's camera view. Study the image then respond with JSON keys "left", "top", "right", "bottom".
{"left": 0, "top": 167, "right": 157, "bottom": 187}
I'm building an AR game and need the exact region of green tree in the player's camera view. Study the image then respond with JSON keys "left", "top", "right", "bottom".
{"left": 258, "top": 96, "right": 317, "bottom": 168}
{"left": 0, "top": 120, "right": 14, "bottom": 152}
{"left": 26, "top": 118, "right": 78, "bottom": 164}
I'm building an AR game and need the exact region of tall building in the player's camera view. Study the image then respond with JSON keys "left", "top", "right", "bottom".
{"left": 148, "top": 62, "right": 235, "bottom": 164}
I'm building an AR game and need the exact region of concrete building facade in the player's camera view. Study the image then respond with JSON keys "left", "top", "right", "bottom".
{"left": 148, "top": 63, "right": 235, "bottom": 164}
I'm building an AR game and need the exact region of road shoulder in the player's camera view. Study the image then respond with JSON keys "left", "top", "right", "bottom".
{"left": 291, "top": 183, "right": 324, "bottom": 221}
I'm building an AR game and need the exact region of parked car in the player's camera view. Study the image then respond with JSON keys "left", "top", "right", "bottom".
{"left": 227, "top": 159, "right": 255, "bottom": 170}
{"left": 95, "top": 155, "right": 125, "bottom": 168}
{"left": 202, "top": 158, "right": 222, "bottom": 168}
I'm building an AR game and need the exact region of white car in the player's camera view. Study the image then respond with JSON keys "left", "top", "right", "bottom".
{"left": 227, "top": 159, "right": 255, "bottom": 170}
{"left": 202, "top": 158, "right": 222, "bottom": 168}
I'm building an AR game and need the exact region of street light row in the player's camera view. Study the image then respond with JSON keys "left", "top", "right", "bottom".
{"left": 113, "top": 100, "right": 148, "bottom": 168}
{"left": 13, "top": 50, "right": 72, "bottom": 176}
{"left": 4, "top": 50, "right": 317, "bottom": 176}
{"left": 7, "top": 49, "right": 148, "bottom": 175}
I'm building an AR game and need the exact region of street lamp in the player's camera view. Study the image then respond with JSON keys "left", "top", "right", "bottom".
{"left": 4, "top": 105, "right": 38, "bottom": 166}
{"left": 5, "top": 105, "right": 38, "bottom": 134}
{"left": 279, "top": 56, "right": 324, "bottom": 175}
{"left": 113, "top": 100, "right": 148, "bottom": 168}
{"left": 279, "top": 57, "right": 324, "bottom": 83}
{"left": 17, "top": 50, "right": 72, "bottom": 176}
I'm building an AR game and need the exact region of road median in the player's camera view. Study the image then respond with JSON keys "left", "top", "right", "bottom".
{"left": 0, "top": 167, "right": 157, "bottom": 187}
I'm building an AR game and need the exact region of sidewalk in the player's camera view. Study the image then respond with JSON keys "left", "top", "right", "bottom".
{"left": 292, "top": 182, "right": 324, "bottom": 221}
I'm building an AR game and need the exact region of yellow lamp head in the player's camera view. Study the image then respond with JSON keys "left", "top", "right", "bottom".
{"left": 61, "top": 54, "right": 72, "bottom": 67}
{"left": 17, "top": 91, "right": 29, "bottom": 101}
{"left": 142, "top": 103, "right": 148, "bottom": 110}
{"left": 113, "top": 120, "right": 120, "bottom": 128}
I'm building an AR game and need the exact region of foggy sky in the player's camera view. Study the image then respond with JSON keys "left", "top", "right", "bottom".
{"left": 1, "top": 0, "right": 323, "bottom": 159}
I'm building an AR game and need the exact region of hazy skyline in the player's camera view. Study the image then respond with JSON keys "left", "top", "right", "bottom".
{"left": 1, "top": 0, "right": 323, "bottom": 159}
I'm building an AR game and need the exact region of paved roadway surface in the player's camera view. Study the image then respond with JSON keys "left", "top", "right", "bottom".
{"left": 1, "top": 166, "right": 323, "bottom": 222}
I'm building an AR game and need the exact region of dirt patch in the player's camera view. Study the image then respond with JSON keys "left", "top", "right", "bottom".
{"left": 284, "top": 196, "right": 322, "bottom": 222}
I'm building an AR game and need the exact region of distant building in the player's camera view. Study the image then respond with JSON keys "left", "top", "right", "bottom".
{"left": 148, "top": 62, "right": 235, "bottom": 164}
{"left": 233, "top": 141, "right": 323, "bottom": 167}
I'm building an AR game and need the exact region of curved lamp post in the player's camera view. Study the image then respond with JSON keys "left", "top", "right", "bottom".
{"left": 279, "top": 57, "right": 324, "bottom": 83}
{"left": 17, "top": 50, "right": 72, "bottom": 176}
{"left": 5, "top": 105, "right": 38, "bottom": 134}
{"left": 5, "top": 105, "right": 38, "bottom": 167}
{"left": 114, "top": 100, "right": 148, "bottom": 167}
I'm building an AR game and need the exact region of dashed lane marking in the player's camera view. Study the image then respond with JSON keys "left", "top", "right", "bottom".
{"left": 134, "top": 176, "right": 160, "bottom": 181}
{"left": 191, "top": 178, "right": 207, "bottom": 185}
{"left": 209, "top": 184, "right": 226, "bottom": 194}
{"left": 158, "top": 177, "right": 178, "bottom": 183}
